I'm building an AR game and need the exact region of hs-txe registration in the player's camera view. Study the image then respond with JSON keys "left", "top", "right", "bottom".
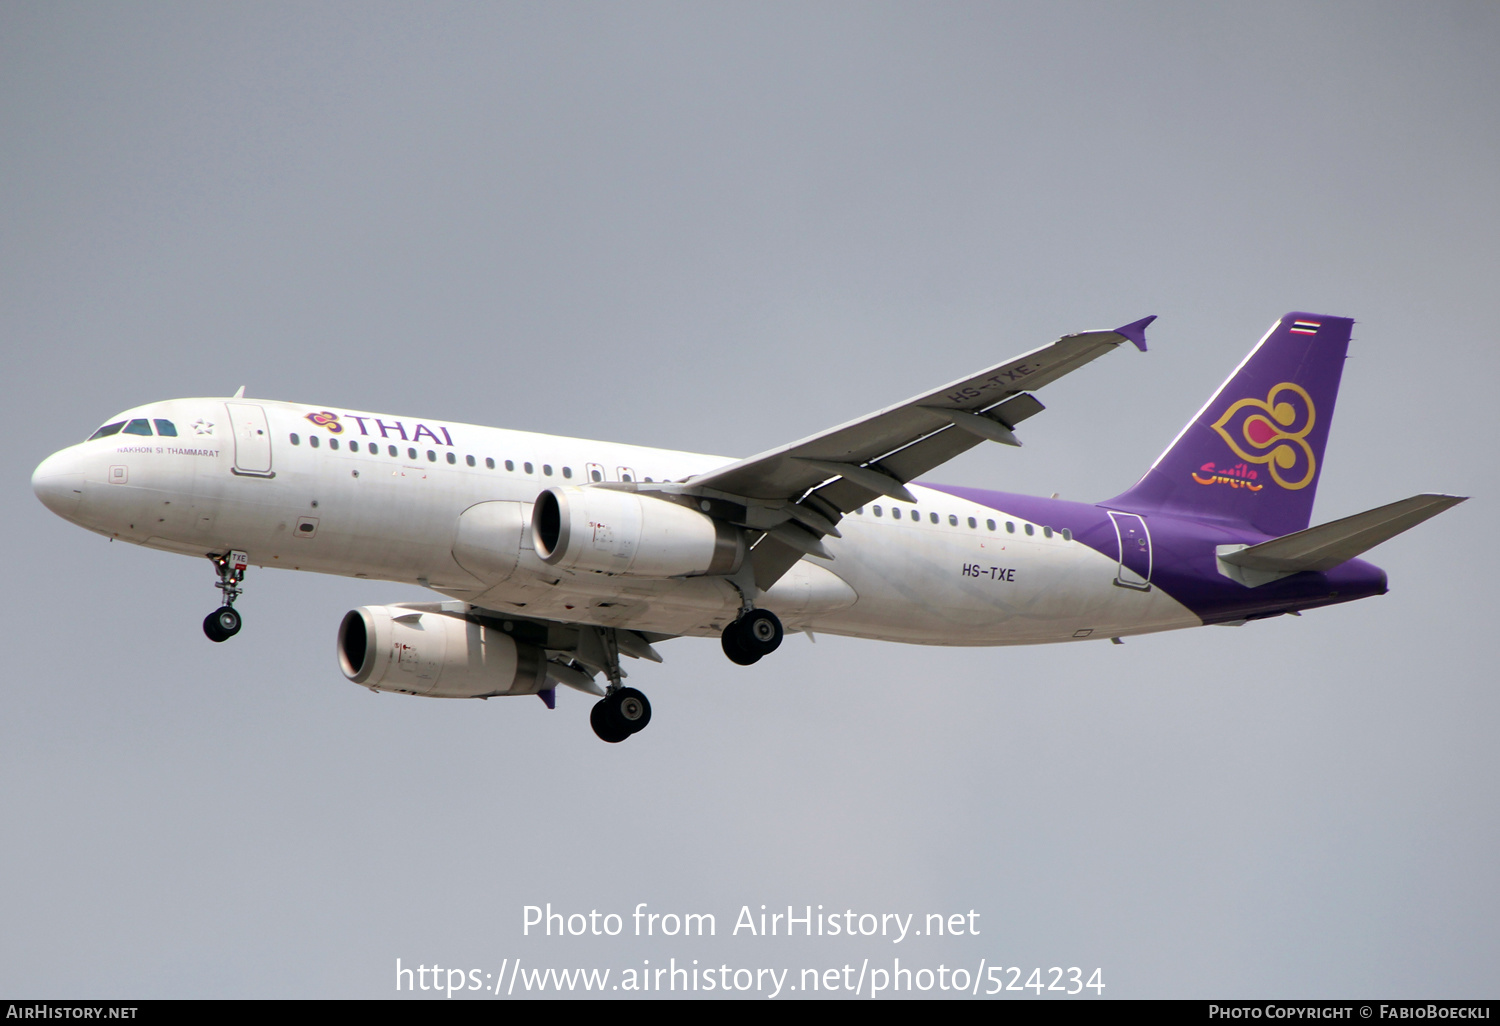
{"left": 32, "top": 313, "right": 1464, "bottom": 742}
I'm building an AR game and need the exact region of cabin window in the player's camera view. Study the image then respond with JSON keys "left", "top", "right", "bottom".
{"left": 1025, "top": 524, "right": 1035, "bottom": 536}
{"left": 290, "top": 433, "right": 300, "bottom": 445}
{"left": 446, "top": 451, "right": 456, "bottom": 465}
{"left": 563, "top": 466, "right": 572, "bottom": 479}
{"left": 88, "top": 421, "right": 126, "bottom": 440}
{"left": 466, "top": 454, "right": 476, "bottom": 467}
{"left": 427, "top": 450, "right": 437, "bottom": 462}
{"left": 388, "top": 445, "right": 398, "bottom": 457}
{"left": 967, "top": 517, "right": 977, "bottom": 529}
{"left": 948, "top": 514, "right": 958, "bottom": 526}
{"left": 1006, "top": 521, "right": 1016, "bottom": 533}
{"left": 329, "top": 438, "right": 340, "bottom": 450}
{"left": 930, "top": 512, "right": 939, "bottom": 524}
{"left": 349, "top": 441, "right": 360, "bottom": 453}
{"left": 485, "top": 457, "right": 495, "bottom": 469}
{"left": 407, "top": 447, "right": 417, "bottom": 460}
{"left": 1062, "top": 528, "right": 1073, "bottom": 541}
{"left": 873, "top": 505, "right": 883, "bottom": 517}
{"left": 123, "top": 419, "right": 153, "bottom": 436}
{"left": 542, "top": 464, "right": 553, "bottom": 476}
{"left": 153, "top": 419, "right": 178, "bottom": 437}
{"left": 855, "top": 507, "right": 864, "bottom": 515}
{"left": 591, "top": 468, "right": 603, "bottom": 482}
{"left": 1043, "top": 526, "right": 1053, "bottom": 538}
{"left": 986, "top": 519, "right": 996, "bottom": 531}
{"left": 309, "top": 435, "right": 320, "bottom": 448}
{"left": 505, "top": 460, "right": 515, "bottom": 472}
{"left": 892, "top": 508, "right": 902, "bottom": 520}
{"left": 524, "top": 462, "right": 533, "bottom": 474}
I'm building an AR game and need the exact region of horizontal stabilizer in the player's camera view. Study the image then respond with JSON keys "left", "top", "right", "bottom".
{"left": 1219, "top": 494, "right": 1467, "bottom": 576}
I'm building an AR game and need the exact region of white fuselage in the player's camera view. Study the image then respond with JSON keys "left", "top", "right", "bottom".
{"left": 33, "top": 397, "right": 1201, "bottom": 645}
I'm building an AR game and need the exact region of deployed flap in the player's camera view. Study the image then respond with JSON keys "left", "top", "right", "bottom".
{"left": 1220, "top": 494, "right": 1467, "bottom": 575}
{"left": 686, "top": 319, "right": 1152, "bottom": 505}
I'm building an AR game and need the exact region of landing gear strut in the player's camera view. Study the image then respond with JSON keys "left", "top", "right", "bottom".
{"left": 203, "top": 550, "right": 248, "bottom": 643}
{"left": 721, "top": 608, "right": 783, "bottom": 666}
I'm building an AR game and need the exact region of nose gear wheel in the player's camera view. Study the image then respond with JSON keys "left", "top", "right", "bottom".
{"left": 203, "top": 605, "right": 242, "bottom": 643}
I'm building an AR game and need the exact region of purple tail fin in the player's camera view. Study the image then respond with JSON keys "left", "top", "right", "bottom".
{"left": 1105, "top": 312, "right": 1353, "bottom": 537}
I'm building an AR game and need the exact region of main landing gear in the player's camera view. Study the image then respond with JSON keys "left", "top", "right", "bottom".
{"left": 588, "top": 628, "right": 653, "bottom": 743}
{"left": 590, "top": 687, "right": 652, "bottom": 744}
{"left": 203, "top": 550, "right": 248, "bottom": 643}
{"left": 720, "top": 608, "right": 783, "bottom": 666}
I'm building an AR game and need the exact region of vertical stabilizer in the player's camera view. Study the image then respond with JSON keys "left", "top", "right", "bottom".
{"left": 1106, "top": 313, "right": 1353, "bottom": 536}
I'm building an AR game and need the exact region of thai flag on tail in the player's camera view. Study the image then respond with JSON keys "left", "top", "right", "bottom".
{"left": 1289, "top": 319, "right": 1321, "bottom": 335}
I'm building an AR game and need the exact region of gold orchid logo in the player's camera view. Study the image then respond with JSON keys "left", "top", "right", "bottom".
{"left": 1209, "top": 383, "right": 1317, "bottom": 490}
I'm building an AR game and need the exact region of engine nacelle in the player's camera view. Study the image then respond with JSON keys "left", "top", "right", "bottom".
{"left": 337, "top": 605, "right": 547, "bottom": 698}
{"left": 531, "top": 486, "right": 744, "bottom": 577}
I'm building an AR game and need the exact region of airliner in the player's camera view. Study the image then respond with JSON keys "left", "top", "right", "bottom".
{"left": 31, "top": 313, "right": 1464, "bottom": 742}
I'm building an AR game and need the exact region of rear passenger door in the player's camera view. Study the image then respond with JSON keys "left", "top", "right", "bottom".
{"left": 1107, "top": 511, "right": 1152, "bottom": 590}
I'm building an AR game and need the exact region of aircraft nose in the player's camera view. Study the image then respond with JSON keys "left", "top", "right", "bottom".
{"left": 32, "top": 449, "right": 87, "bottom": 520}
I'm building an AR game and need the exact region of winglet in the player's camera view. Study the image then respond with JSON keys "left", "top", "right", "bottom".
{"left": 1113, "top": 315, "right": 1156, "bottom": 353}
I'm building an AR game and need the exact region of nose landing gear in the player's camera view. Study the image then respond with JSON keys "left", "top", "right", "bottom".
{"left": 203, "top": 550, "right": 248, "bottom": 643}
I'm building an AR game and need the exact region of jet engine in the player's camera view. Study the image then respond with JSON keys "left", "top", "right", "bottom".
{"left": 531, "top": 486, "right": 745, "bottom": 577}
{"left": 337, "top": 605, "right": 547, "bottom": 698}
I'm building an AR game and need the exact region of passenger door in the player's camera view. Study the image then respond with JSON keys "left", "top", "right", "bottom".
{"left": 225, "top": 403, "right": 274, "bottom": 477}
{"left": 1107, "top": 511, "right": 1152, "bottom": 590}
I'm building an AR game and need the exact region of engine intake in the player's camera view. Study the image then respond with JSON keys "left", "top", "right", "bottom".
{"left": 337, "top": 605, "right": 546, "bottom": 698}
{"left": 531, "top": 486, "right": 744, "bottom": 577}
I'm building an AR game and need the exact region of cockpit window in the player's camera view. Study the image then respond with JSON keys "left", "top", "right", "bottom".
{"left": 123, "top": 419, "right": 153, "bottom": 436}
{"left": 154, "top": 419, "right": 178, "bottom": 437}
{"left": 88, "top": 421, "right": 126, "bottom": 441}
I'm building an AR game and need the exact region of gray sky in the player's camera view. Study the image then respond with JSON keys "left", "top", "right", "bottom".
{"left": 2, "top": 1, "right": 1496, "bottom": 999}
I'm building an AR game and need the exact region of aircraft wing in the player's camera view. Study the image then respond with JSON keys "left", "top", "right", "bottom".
{"left": 680, "top": 316, "right": 1154, "bottom": 587}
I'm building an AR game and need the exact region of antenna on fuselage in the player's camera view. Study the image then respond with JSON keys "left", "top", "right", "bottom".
{"left": 232, "top": 386, "right": 246, "bottom": 399}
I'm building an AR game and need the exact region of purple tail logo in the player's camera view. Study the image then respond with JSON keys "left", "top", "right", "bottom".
{"left": 1208, "top": 382, "right": 1317, "bottom": 491}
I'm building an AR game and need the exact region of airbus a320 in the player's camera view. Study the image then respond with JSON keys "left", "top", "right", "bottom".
{"left": 32, "top": 313, "right": 1464, "bottom": 741}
